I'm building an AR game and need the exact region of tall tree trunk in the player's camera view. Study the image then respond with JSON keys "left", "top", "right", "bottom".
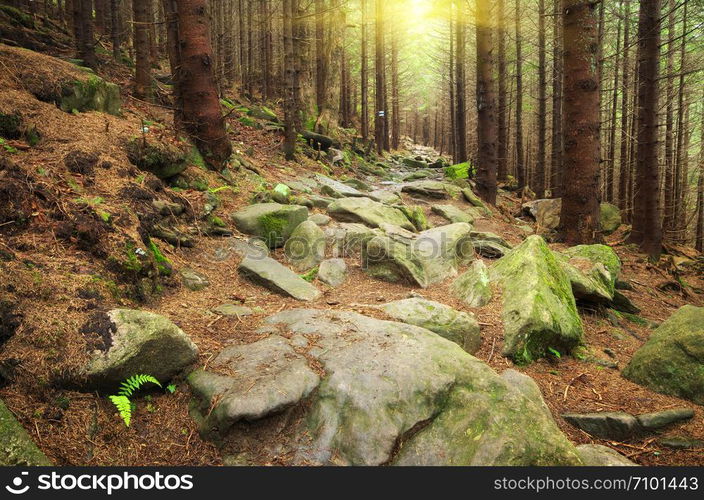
{"left": 606, "top": 11, "right": 622, "bottom": 204}
{"left": 162, "top": 0, "right": 182, "bottom": 128}
{"left": 360, "top": 0, "right": 369, "bottom": 140}
{"left": 627, "top": 0, "right": 663, "bottom": 259}
{"left": 314, "top": 0, "right": 326, "bottom": 116}
{"left": 111, "top": 0, "right": 121, "bottom": 60}
{"left": 550, "top": 0, "right": 563, "bottom": 197}
{"left": 673, "top": 0, "right": 688, "bottom": 243}
{"left": 475, "top": 0, "right": 498, "bottom": 204}
{"left": 515, "top": 0, "right": 524, "bottom": 189}
{"left": 133, "top": 0, "right": 152, "bottom": 99}
{"left": 497, "top": 0, "right": 508, "bottom": 182}
{"left": 454, "top": 0, "right": 468, "bottom": 163}
{"left": 535, "top": 0, "right": 547, "bottom": 197}
{"left": 559, "top": 0, "right": 601, "bottom": 245}
{"left": 176, "top": 0, "right": 232, "bottom": 167}
{"left": 282, "top": 0, "right": 302, "bottom": 160}
{"left": 663, "top": 0, "right": 676, "bottom": 239}
{"left": 618, "top": 0, "right": 631, "bottom": 210}
{"left": 391, "top": 26, "right": 400, "bottom": 150}
{"left": 374, "top": 0, "right": 387, "bottom": 154}
{"left": 696, "top": 99, "right": 704, "bottom": 252}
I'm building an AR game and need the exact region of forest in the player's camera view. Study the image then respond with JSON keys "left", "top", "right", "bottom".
{"left": 0, "top": 0, "right": 703, "bottom": 470}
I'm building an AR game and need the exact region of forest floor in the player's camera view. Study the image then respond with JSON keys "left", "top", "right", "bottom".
{"left": 0, "top": 29, "right": 703, "bottom": 466}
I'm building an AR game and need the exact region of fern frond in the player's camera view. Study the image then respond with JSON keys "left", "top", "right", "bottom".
{"left": 118, "top": 374, "right": 162, "bottom": 397}
{"left": 109, "top": 395, "right": 133, "bottom": 427}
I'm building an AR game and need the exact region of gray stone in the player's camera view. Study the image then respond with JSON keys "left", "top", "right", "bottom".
{"left": 232, "top": 203, "right": 309, "bottom": 248}
{"left": 328, "top": 197, "right": 416, "bottom": 231}
{"left": 343, "top": 179, "right": 372, "bottom": 192}
{"left": 600, "top": 203, "right": 622, "bottom": 235}
{"left": 461, "top": 188, "right": 491, "bottom": 214}
{"left": 180, "top": 268, "right": 210, "bottom": 291}
{"left": 402, "top": 180, "right": 461, "bottom": 199}
{"left": 381, "top": 298, "right": 481, "bottom": 353}
{"left": 562, "top": 412, "right": 640, "bottom": 440}
{"left": 576, "top": 445, "right": 637, "bottom": 466}
{"left": 658, "top": 436, "right": 704, "bottom": 449}
{"left": 84, "top": 309, "right": 198, "bottom": 389}
{"left": 239, "top": 256, "right": 321, "bottom": 301}
{"left": 309, "top": 213, "right": 332, "bottom": 226}
{"left": 318, "top": 259, "right": 348, "bottom": 287}
{"left": 189, "top": 309, "right": 582, "bottom": 466}
{"left": 368, "top": 190, "right": 402, "bottom": 204}
{"left": 328, "top": 223, "right": 380, "bottom": 257}
{"left": 363, "top": 223, "right": 474, "bottom": 288}
{"left": 522, "top": 198, "right": 562, "bottom": 230}
{"left": 315, "top": 174, "right": 366, "bottom": 198}
{"left": 152, "top": 200, "right": 184, "bottom": 216}
{"left": 452, "top": 260, "right": 492, "bottom": 307}
{"left": 637, "top": 408, "right": 694, "bottom": 431}
{"left": 490, "top": 236, "right": 583, "bottom": 363}
{"left": 431, "top": 204, "right": 476, "bottom": 224}
{"left": 284, "top": 220, "right": 326, "bottom": 271}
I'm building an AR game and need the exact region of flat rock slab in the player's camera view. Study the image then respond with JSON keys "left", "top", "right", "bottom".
{"left": 189, "top": 309, "right": 582, "bottom": 466}
{"left": 212, "top": 304, "right": 254, "bottom": 317}
{"left": 239, "top": 255, "right": 321, "bottom": 301}
{"left": 328, "top": 197, "right": 415, "bottom": 231}
{"left": 402, "top": 181, "right": 461, "bottom": 199}
{"left": 563, "top": 408, "right": 694, "bottom": 440}
{"left": 368, "top": 189, "right": 402, "bottom": 205}
{"left": 380, "top": 298, "right": 481, "bottom": 353}
{"left": 315, "top": 174, "right": 366, "bottom": 198}
{"left": 431, "top": 204, "right": 476, "bottom": 224}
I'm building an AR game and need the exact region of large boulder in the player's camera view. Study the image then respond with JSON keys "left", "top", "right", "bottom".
{"left": 622, "top": 306, "right": 704, "bottom": 405}
{"left": 328, "top": 197, "right": 416, "bottom": 231}
{"left": 83, "top": 309, "right": 198, "bottom": 389}
{"left": 431, "top": 204, "right": 476, "bottom": 224}
{"left": 232, "top": 203, "right": 309, "bottom": 248}
{"left": 363, "top": 223, "right": 474, "bottom": 287}
{"left": 380, "top": 298, "right": 481, "bottom": 353}
{"left": 471, "top": 231, "right": 512, "bottom": 258}
{"left": 452, "top": 260, "right": 493, "bottom": 307}
{"left": 318, "top": 258, "right": 348, "bottom": 287}
{"left": 490, "top": 236, "right": 583, "bottom": 363}
{"left": 522, "top": 199, "right": 624, "bottom": 235}
{"left": 0, "top": 399, "right": 52, "bottom": 465}
{"left": 239, "top": 255, "right": 321, "bottom": 301}
{"left": 284, "top": 220, "right": 326, "bottom": 271}
{"left": 328, "top": 223, "right": 380, "bottom": 257}
{"left": 188, "top": 309, "right": 582, "bottom": 466}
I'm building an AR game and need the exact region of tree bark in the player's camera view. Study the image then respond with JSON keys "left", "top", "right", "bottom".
{"left": 475, "top": 0, "right": 498, "bottom": 204}
{"left": 454, "top": 0, "right": 468, "bottom": 163}
{"left": 618, "top": 0, "right": 631, "bottom": 210}
{"left": 550, "top": 0, "right": 563, "bottom": 197}
{"left": 559, "top": 0, "right": 601, "bottom": 245}
{"left": 515, "top": 0, "right": 524, "bottom": 189}
{"left": 497, "top": 0, "right": 508, "bottom": 182}
{"left": 535, "top": 0, "right": 547, "bottom": 197}
{"left": 374, "top": 0, "right": 387, "bottom": 154}
{"left": 627, "top": 0, "right": 663, "bottom": 259}
{"left": 133, "top": 0, "right": 152, "bottom": 99}
{"left": 176, "top": 0, "right": 232, "bottom": 167}
{"left": 663, "top": 0, "right": 676, "bottom": 239}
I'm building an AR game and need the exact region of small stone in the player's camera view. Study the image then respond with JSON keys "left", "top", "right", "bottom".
{"left": 180, "top": 268, "right": 210, "bottom": 291}
{"left": 658, "top": 436, "right": 704, "bottom": 449}
{"left": 562, "top": 412, "right": 640, "bottom": 440}
{"left": 239, "top": 256, "right": 321, "bottom": 301}
{"left": 576, "top": 444, "right": 637, "bottom": 466}
{"left": 318, "top": 259, "right": 348, "bottom": 287}
{"left": 309, "top": 213, "right": 332, "bottom": 226}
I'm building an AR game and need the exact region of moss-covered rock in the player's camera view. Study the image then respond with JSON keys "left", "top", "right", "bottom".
{"left": 232, "top": 203, "right": 308, "bottom": 248}
{"left": 444, "top": 161, "right": 471, "bottom": 180}
{"left": 398, "top": 205, "right": 430, "bottom": 231}
{"left": 432, "top": 204, "right": 476, "bottom": 224}
{"left": 461, "top": 188, "right": 492, "bottom": 214}
{"left": 381, "top": 298, "right": 481, "bottom": 353}
{"left": 126, "top": 138, "right": 187, "bottom": 179}
{"left": 0, "top": 399, "right": 51, "bottom": 465}
{"left": 622, "top": 305, "right": 704, "bottom": 405}
{"left": 490, "top": 235, "right": 583, "bottom": 363}
{"left": 83, "top": 309, "right": 198, "bottom": 390}
{"left": 559, "top": 244, "right": 621, "bottom": 303}
{"left": 402, "top": 180, "right": 461, "bottom": 200}
{"left": 285, "top": 220, "right": 326, "bottom": 271}
{"left": 60, "top": 75, "right": 121, "bottom": 116}
{"left": 452, "top": 260, "right": 492, "bottom": 307}
{"left": 328, "top": 197, "right": 416, "bottom": 231}
{"left": 189, "top": 309, "right": 582, "bottom": 465}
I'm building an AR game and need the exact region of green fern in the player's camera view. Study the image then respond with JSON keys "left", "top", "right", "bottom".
{"left": 109, "top": 374, "right": 162, "bottom": 427}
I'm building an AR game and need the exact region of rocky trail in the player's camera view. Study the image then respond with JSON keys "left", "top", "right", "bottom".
{"left": 1, "top": 42, "right": 703, "bottom": 467}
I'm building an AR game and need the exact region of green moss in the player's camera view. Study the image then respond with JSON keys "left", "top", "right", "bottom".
{"left": 126, "top": 138, "right": 188, "bottom": 179}
{"left": 259, "top": 213, "right": 288, "bottom": 248}
{"left": 148, "top": 239, "right": 172, "bottom": 276}
{"left": 444, "top": 162, "right": 472, "bottom": 180}
{"left": 300, "top": 267, "right": 319, "bottom": 282}
{"left": 621, "top": 312, "right": 649, "bottom": 327}
{"left": 0, "top": 4, "right": 34, "bottom": 28}
{"left": 186, "top": 146, "right": 206, "bottom": 169}
{"left": 399, "top": 206, "right": 429, "bottom": 231}
{"left": 209, "top": 215, "right": 226, "bottom": 228}
{"left": 239, "top": 116, "right": 257, "bottom": 128}
{"left": 60, "top": 75, "right": 121, "bottom": 116}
